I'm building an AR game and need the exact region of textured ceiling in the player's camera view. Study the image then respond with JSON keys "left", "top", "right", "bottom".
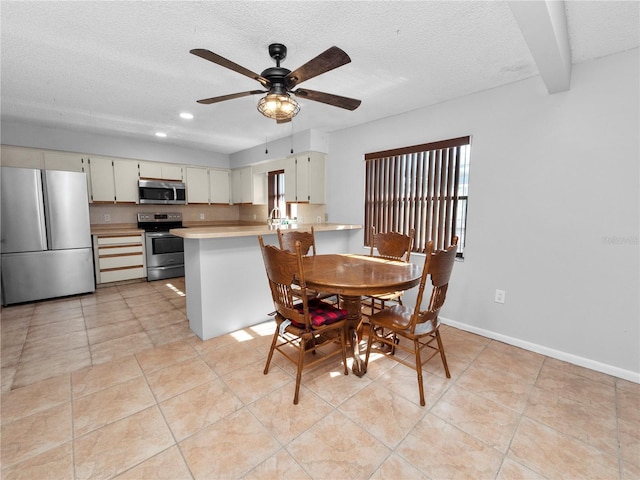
{"left": 1, "top": 1, "right": 638, "bottom": 154}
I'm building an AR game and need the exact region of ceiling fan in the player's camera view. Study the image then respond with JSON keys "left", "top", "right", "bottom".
{"left": 190, "top": 43, "right": 361, "bottom": 123}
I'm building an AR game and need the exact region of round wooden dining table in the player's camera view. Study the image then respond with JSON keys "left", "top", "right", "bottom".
{"left": 302, "top": 254, "right": 422, "bottom": 376}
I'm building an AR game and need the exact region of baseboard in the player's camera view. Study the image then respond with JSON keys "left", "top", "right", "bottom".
{"left": 440, "top": 317, "right": 640, "bottom": 384}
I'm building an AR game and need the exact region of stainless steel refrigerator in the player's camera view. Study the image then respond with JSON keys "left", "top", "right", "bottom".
{"left": 1, "top": 167, "right": 95, "bottom": 305}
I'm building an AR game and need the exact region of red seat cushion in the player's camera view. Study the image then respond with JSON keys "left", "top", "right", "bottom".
{"left": 292, "top": 298, "right": 347, "bottom": 328}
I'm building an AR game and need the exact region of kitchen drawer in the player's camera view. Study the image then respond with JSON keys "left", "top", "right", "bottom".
{"left": 97, "top": 235, "right": 143, "bottom": 246}
{"left": 99, "top": 266, "right": 146, "bottom": 283}
{"left": 99, "top": 253, "right": 144, "bottom": 270}
{"left": 98, "top": 244, "right": 143, "bottom": 256}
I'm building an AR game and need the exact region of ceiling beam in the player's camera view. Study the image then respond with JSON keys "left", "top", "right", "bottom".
{"left": 509, "top": 0, "right": 572, "bottom": 93}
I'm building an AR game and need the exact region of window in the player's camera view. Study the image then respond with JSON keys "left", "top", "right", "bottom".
{"left": 364, "top": 136, "right": 470, "bottom": 257}
{"left": 267, "top": 170, "right": 287, "bottom": 218}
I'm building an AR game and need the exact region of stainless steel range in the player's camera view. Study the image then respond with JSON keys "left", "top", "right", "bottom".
{"left": 137, "top": 212, "right": 184, "bottom": 281}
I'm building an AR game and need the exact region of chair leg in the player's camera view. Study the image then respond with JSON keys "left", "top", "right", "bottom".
{"left": 293, "top": 337, "right": 306, "bottom": 405}
{"left": 264, "top": 330, "right": 279, "bottom": 375}
{"left": 364, "top": 324, "right": 376, "bottom": 368}
{"left": 414, "top": 338, "right": 425, "bottom": 406}
{"left": 435, "top": 330, "right": 451, "bottom": 378}
{"left": 341, "top": 326, "right": 349, "bottom": 376}
{"left": 390, "top": 333, "right": 399, "bottom": 355}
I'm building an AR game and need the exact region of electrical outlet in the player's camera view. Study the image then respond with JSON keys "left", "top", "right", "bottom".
{"left": 494, "top": 289, "right": 506, "bottom": 304}
{"left": 316, "top": 216, "right": 322, "bottom": 224}
{"left": 253, "top": 214, "right": 257, "bottom": 220}
{"left": 199, "top": 213, "right": 205, "bottom": 220}
{"left": 104, "top": 213, "right": 111, "bottom": 222}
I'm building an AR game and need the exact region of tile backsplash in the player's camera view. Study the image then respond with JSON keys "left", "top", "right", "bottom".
{"left": 89, "top": 203, "right": 325, "bottom": 226}
{"left": 89, "top": 203, "right": 240, "bottom": 225}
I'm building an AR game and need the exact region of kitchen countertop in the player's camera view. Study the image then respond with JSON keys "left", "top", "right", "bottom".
{"left": 91, "top": 224, "right": 144, "bottom": 235}
{"left": 90, "top": 221, "right": 262, "bottom": 236}
{"left": 170, "top": 223, "right": 362, "bottom": 239}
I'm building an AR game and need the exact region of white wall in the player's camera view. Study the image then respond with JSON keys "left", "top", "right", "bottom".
{"left": 326, "top": 49, "right": 639, "bottom": 380}
{"left": 1, "top": 121, "right": 229, "bottom": 168}
{"left": 230, "top": 129, "right": 328, "bottom": 168}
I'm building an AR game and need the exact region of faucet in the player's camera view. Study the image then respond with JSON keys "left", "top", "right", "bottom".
{"left": 268, "top": 207, "right": 281, "bottom": 225}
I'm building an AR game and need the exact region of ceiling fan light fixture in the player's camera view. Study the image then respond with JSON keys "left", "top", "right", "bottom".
{"left": 257, "top": 93, "right": 300, "bottom": 121}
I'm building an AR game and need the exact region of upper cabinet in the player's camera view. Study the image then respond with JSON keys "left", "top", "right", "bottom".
{"left": 43, "top": 151, "right": 85, "bottom": 172}
{"left": 185, "top": 167, "right": 231, "bottom": 204}
{"left": 1, "top": 146, "right": 44, "bottom": 169}
{"left": 231, "top": 166, "right": 253, "bottom": 204}
{"left": 139, "top": 161, "right": 183, "bottom": 180}
{"left": 1, "top": 145, "right": 326, "bottom": 206}
{"left": 186, "top": 167, "right": 210, "bottom": 204}
{"left": 285, "top": 152, "right": 325, "bottom": 204}
{"left": 210, "top": 169, "right": 231, "bottom": 204}
{"left": 113, "top": 159, "right": 139, "bottom": 203}
{"left": 88, "top": 156, "right": 116, "bottom": 202}
{"left": 88, "top": 156, "right": 138, "bottom": 203}
{"left": 252, "top": 172, "right": 267, "bottom": 205}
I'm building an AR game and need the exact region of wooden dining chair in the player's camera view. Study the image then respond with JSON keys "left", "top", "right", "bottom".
{"left": 362, "top": 226, "right": 415, "bottom": 315}
{"left": 259, "top": 235, "right": 349, "bottom": 405}
{"left": 364, "top": 236, "right": 458, "bottom": 406}
{"left": 277, "top": 227, "right": 338, "bottom": 305}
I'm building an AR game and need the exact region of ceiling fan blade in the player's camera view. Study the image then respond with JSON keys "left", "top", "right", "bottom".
{"left": 190, "top": 49, "right": 270, "bottom": 88}
{"left": 196, "top": 90, "right": 266, "bottom": 105}
{"left": 285, "top": 46, "right": 351, "bottom": 89}
{"left": 293, "top": 88, "right": 361, "bottom": 111}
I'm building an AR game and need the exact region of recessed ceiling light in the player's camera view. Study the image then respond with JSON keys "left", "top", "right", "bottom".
{"left": 180, "top": 112, "right": 194, "bottom": 119}
{"left": 155, "top": 132, "right": 167, "bottom": 138}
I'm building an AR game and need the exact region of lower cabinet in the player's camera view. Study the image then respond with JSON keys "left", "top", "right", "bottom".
{"left": 93, "top": 234, "right": 146, "bottom": 284}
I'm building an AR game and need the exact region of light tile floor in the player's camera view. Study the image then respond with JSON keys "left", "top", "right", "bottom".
{"left": 1, "top": 278, "right": 638, "bottom": 479}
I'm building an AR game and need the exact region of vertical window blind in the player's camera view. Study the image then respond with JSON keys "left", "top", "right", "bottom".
{"left": 364, "top": 136, "right": 470, "bottom": 256}
{"left": 268, "top": 169, "right": 287, "bottom": 217}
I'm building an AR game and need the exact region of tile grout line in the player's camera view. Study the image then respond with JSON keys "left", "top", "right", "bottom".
{"left": 496, "top": 348, "right": 547, "bottom": 478}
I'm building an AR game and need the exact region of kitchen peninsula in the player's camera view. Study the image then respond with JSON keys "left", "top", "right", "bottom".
{"left": 170, "top": 223, "right": 362, "bottom": 340}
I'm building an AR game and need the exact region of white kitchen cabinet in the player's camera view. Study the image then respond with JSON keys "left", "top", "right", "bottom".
{"left": 231, "top": 166, "right": 253, "bottom": 204}
{"left": 162, "top": 164, "right": 184, "bottom": 181}
{"left": 138, "top": 161, "right": 162, "bottom": 179}
{"left": 209, "top": 169, "right": 230, "bottom": 204}
{"left": 285, "top": 152, "right": 325, "bottom": 203}
{"left": 93, "top": 234, "right": 146, "bottom": 283}
{"left": 306, "top": 152, "right": 326, "bottom": 204}
{"left": 0, "top": 145, "right": 44, "bottom": 169}
{"left": 43, "top": 151, "right": 85, "bottom": 172}
{"left": 139, "top": 161, "right": 183, "bottom": 180}
{"left": 88, "top": 156, "right": 116, "bottom": 202}
{"left": 252, "top": 172, "right": 267, "bottom": 205}
{"left": 89, "top": 156, "right": 138, "bottom": 203}
{"left": 113, "top": 159, "right": 139, "bottom": 202}
{"left": 186, "top": 167, "right": 210, "bottom": 204}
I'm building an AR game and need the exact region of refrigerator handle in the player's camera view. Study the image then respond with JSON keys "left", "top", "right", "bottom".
{"left": 40, "top": 171, "right": 53, "bottom": 248}
{"left": 36, "top": 171, "right": 49, "bottom": 249}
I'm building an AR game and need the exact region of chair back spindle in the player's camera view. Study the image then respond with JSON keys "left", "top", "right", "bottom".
{"left": 278, "top": 226, "right": 317, "bottom": 257}
{"left": 369, "top": 226, "right": 414, "bottom": 262}
{"left": 277, "top": 227, "right": 338, "bottom": 305}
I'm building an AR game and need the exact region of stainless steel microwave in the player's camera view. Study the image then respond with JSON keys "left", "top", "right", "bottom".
{"left": 138, "top": 179, "right": 186, "bottom": 204}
